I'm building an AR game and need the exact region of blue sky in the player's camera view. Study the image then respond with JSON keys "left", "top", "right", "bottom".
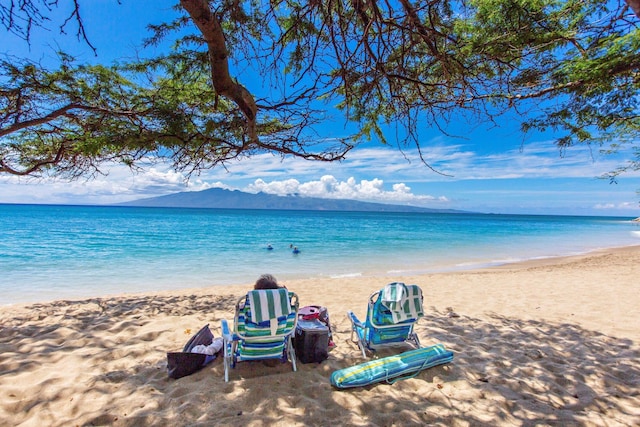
{"left": 1, "top": 1, "right": 639, "bottom": 216}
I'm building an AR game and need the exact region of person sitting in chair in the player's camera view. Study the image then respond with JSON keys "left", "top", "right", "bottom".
{"left": 240, "top": 274, "right": 286, "bottom": 311}
{"left": 254, "top": 273, "right": 284, "bottom": 290}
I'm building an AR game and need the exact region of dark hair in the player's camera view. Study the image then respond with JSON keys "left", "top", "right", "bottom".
{"left": 254, "top": 274, "right": 280, "bottom": 290}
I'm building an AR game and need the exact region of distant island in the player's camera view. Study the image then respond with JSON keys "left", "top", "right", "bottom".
{"left": 118, "top": 187, "right": 469, "bottom": 214}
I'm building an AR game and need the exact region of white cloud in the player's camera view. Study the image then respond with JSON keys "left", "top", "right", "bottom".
{"left": 248, "top": 178, "right": 302, "bottom": 195}
{"left": 594, "top": 201, "right": 639, "bottom": 211}
{"left": 246, "top": 175, "right": 441, "bottom": 205}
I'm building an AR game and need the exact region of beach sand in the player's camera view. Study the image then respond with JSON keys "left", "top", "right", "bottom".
{"left": 1, "top": 246, "right": 639, "bottom": 426}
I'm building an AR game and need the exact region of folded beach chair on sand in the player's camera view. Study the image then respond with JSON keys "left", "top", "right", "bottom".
{"left": 221, "top": 288, "right": 299, "bottom": 382}
{"left": 347, "top": 282, "right": 424, "bottom": 358}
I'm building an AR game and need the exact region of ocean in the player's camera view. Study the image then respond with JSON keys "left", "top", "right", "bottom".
{"left": 1, "top": 204, "right": 639, "bottom": 305}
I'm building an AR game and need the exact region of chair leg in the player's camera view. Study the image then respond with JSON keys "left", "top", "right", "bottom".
{"left": 359, "top": 342, "right": 367, "bottom": 358}
{"left": 348, "top": 324, "right": 368, "bottom": 358}
{"left": 354, "top": 329, "right": 368, "bottom": 358}
{"left": 347, "top": 311, "right": 368, "bottom": 358}
{"left": 223, "top": 339, "right": 233, "bottom": 382}
{"left": 411, "top": 332, "right": 421, "bottom": 349}
{"left": 288, "top": 337, "right": 297, "bottom": 372}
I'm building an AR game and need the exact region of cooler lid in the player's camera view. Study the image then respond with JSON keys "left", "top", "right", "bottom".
{"left": 297, "top": 319, "right": 329, "bottom": 331}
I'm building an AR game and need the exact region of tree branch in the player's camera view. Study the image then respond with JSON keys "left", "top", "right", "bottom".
{"left": 179, "top": 0, "right": 258, "bottom": 142}
{"left": 625, "top": 0, "right": 640, "bottom": 19}
{"left": 0, "top": 102, "right": 143, "bottom": 138}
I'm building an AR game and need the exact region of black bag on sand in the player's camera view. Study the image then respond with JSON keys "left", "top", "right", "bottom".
{"left": 167, "top": 324, "right": 217, "bottom": 379}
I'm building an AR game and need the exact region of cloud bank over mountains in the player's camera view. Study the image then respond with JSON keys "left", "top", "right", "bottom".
{"left": 245, "top": 175, "right": 448, "bottom": 205}
{"left": 1, "top": 143, "right": 638, "bottom": 216}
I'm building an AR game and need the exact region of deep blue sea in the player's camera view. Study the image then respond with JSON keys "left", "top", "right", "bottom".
{"left": 1, "top": 204, "right": 639, "bottom": 305}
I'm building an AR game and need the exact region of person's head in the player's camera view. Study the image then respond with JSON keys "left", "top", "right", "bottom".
{"left": 254, "top": 274, "right": 280, "bottom": 290}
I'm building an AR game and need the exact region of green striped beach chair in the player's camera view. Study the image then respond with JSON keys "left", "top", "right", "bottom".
{"left": 221, "top": 288, "right": 299, "bottom": 382}
{"left": 347, "top": 282, "right": 424, "bottom": 358}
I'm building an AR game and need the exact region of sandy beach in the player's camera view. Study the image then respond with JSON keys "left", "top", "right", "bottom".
{"left": 1, "top": 246, "right": 639, "bottom": 426}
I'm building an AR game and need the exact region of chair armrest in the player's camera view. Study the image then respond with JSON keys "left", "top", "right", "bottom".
{"left": 347, "top": 311, "right": 365, "bottom": 328}
{"left": 289, "top": 292, "right": 299, "bottom": 310}
{"left": 221, "top": 319, "right": 233, "bottom": 341}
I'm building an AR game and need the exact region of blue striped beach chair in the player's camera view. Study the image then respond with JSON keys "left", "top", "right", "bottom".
{"left": 347, "top": 282, "right": 424, "bottom": 358}
{"left": 221, "top": 288, "right": 299, "bottom": 382}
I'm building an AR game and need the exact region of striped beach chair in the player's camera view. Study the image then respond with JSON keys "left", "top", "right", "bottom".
{"left": 347, "top": 282, "right": 424, "bottom": 358}
{"left": 221, "top": 288, "right": 299, "bottom": 382}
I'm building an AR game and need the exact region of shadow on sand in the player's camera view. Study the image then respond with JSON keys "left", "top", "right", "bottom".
{"left": 1, "top": 297, "right": 638, "bottom": 426}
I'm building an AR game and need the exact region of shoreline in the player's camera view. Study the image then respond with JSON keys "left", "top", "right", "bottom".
{"left": 3, "top": 204, "right": 639, "bottom": 307}
{"left": 3, "top": 243, "right": 640, "bottom": 308}
{"left": 1, "top": 245, "right": 639, "bottom": 426}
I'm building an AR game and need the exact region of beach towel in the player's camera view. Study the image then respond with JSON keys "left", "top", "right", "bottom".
{"left": 247, "top": 288, "right": 292, "bottom": 335}
{"left": 330, "top": 344, "right": 453, "bottom": 389}
{"left": 381, "top": 282, "right": 406, "bottom": 309}
{"left": 381, "top": 283, "right": 424, "bottom": 323}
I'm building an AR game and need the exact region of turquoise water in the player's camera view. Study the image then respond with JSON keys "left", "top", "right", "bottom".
{"left": 1, "top": 204, "right": 639, "bottom": 305}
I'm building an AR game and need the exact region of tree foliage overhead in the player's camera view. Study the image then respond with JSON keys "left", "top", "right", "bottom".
{"left": 1, "top": 0, "right": 639, "bottom": 180}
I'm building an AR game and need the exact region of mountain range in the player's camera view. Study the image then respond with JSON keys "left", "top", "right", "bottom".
{"left": 119, "top": 187, "right": 468, "bottom": 214}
